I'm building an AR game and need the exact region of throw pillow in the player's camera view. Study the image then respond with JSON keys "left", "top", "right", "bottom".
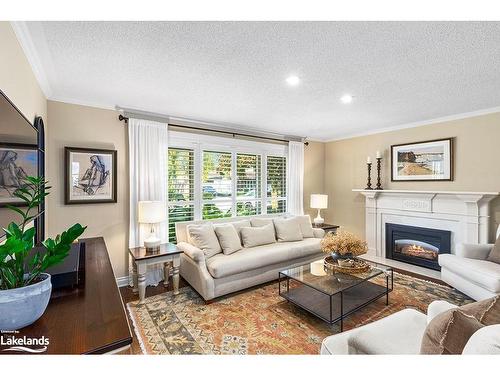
{"left": 440, "top": 310, "right": 485, "bottom": 354}
{"left": 420, "top": 296, "right": 500, "bottom": 354}
{"left": 250, "top": 217, "right": 274, "bottom": 227}
{"left": 187, "top": 224, "right": 222, "bottom": 259}
{"left": 230, "top": 219, "right": 251, "bottom": 237}
{"left": 273, "top": 217, "right": 304, "bottom": 242}
{"left": 214, "top": 224, "right": 243, "bottom": 255}
{"left": 487, "top": 235, "right": 500, "bottom": 264}
{"left": 240, "top": 224, "right": 276, "bottom": 248}
{"left": 295, "top": 215, "right": 314, "bottom": 238}
{"left": 460, "top": 295, "right": 500, "bottom": 325}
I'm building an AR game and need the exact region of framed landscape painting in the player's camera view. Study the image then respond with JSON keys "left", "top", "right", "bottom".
{"left": 0, "top": 143, "right": 38, "bottom": 207}
{"left": 65, "top": 147, "right": 117, "bottom": 204}
{"left": 391, "top": 138, "right": 453, "bottom": 181}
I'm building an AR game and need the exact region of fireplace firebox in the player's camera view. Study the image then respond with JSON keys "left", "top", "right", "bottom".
{"left": 385, "top": 223, "right": 451, "bottom": 270}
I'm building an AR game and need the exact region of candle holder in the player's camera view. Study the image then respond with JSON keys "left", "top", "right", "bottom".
{"left": 366, "top": 162, "right": 373, "bottom": 190}
{"left": 376, "top": 157, "right": 383, "bottom": 190}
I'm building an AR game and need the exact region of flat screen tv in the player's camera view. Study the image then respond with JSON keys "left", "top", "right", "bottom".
{"left": 0, "top": 89, "right": 45, "bottom": 242}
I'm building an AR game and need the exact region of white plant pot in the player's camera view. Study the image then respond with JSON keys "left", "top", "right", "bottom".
{"left": 0, "top": 273, "right": 52, "bottom": 330}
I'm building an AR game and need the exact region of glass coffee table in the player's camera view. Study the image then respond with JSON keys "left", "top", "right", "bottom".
{"left": 278, "top": 260, "right": 393, "bottom": 331}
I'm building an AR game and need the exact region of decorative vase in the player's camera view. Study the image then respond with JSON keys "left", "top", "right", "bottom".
{"left": 0, "top": 273, "right": 52, "bottom": 330}
{"left": 330, "top": 251, "right": 354, "bottom": 261}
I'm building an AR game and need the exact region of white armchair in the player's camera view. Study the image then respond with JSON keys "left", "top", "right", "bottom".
{"left": 438, "top": 225, "right": 500, "bottom": 301}
{"left": 321, "top": 301, "right": 500, "bottom": 355}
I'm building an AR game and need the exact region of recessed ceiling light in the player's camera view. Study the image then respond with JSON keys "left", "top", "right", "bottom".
{"left": 286, "top": 75, "right": 300, "bottom": 86}
{"left": 340, "top": 94, "right": 354, "bottom": 104}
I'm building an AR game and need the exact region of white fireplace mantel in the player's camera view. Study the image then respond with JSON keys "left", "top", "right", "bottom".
{"left": 352, "top": 189, "right": 499, "bottom": 258}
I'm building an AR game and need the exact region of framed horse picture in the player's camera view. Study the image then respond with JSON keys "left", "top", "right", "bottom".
{"left": 65, "top": 147, "right": 117, "bottom": 204}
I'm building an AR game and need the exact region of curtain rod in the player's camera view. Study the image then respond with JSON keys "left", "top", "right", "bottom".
{"left": 116, "top": 112, "right": 309, "bottom": 146}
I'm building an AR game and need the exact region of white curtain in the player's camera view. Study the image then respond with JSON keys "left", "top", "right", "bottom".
{"left": 287, "top": 141, "right": 304, "bottom": 216}
{"left": 128, "top": 118, "right": 169, "bottom": 285}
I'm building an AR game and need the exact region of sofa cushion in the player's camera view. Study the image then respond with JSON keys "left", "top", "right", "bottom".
{"left": 287, "top": 237, "right": 322, "bottom": 258}
{"left": 214, "top": 224, "right": 243, "bottom": 255}
{"left": 439, "top": 254, "right": 500, "bottom": 293}
{"left": 345, "top": 309, "right": 427, "bottom": 354}
{"left": 295, "top": 215, "right": 314, "bottom": 238}
{"left": 250, "top": 217, "right": 274, "bottom": 227}
{"left": 273, "top": 217, "right": 303, "bottom": 242}
{"left": 462, "top": 324, "right": 500, "bottom": 354}
{"left": 420, "top": 296, "right": 500, "bottom": 354}
{"left": 187, "top": 223, "right": 222, "bottom": 259}
{"left": 421, "top": 309, "right": 484, "bottom": 354}
{"left": 241, "top": 224, "right": 276, "bottom": 248}
{"left": 487, "top": 235, "right": 500, "bottom": 264}
{"left": 206, "top": 238, "right": 322, "bottom": 279}
{"left": 230, "top": 219, "right": 251, "bottom": 237}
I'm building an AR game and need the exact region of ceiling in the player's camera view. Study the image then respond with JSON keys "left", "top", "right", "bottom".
{"left": 16, "top": 21, "right": 500, "bottom": 141}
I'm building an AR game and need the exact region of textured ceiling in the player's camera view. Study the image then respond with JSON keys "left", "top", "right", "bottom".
{"left": 20, "top": 21, "right": 500, "bottom": 140}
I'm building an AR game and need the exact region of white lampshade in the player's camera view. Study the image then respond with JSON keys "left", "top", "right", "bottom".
{"left": 138, "top": 201, "right": 166, "bottom": 224}
{"left": 310, "top": 194, "right": 328, "bottom": 209}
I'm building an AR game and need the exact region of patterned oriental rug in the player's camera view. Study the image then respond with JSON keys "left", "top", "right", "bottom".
{"left": 127, "top": 272, "right": 472, "bottom": 354}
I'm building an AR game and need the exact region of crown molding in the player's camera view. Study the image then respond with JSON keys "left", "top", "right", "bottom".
{"left": 323, "top": 105, "right": 500, "bottom": 143}
{"left": 49, "top": 96, "right": 117, "bottom": 112}
{"left": 10, "top": 21, "right": 53, "bottom": 98}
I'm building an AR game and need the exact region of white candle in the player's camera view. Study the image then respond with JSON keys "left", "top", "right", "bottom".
{"left": 376, "top": 151, "right": 381, "bottom": 158}
{"left": 367, "top": 156, "right": 371, "bottom": 164}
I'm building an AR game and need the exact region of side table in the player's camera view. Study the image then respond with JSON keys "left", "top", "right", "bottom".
{"left": 128, "top": 243, "right": 183, "bottom": 304}
{"left": 313, "top": 223, "right": 340, "bottom": 235}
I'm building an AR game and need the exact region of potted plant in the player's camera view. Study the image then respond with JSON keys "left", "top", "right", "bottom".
{"left": 0, "top": 177, "right": 86, "bottom": 330}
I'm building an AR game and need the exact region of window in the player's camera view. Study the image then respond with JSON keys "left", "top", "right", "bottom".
{"left": 168, "top": 148, "right": 195, "bottom": 242}
{"left": 236, "top": 153, "right": 262, "bottom": 216}
{"left": 202, "top": 151, "right": 232, "bottom": 219}
{"left": 167, "top": 133, "right": 287, "bottom": 242}
{"left": 266, "top": 155, "right": 287, "bottom": 214}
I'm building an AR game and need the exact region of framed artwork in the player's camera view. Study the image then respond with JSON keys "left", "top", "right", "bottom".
{"left": 65, "top": 147, "right": 117, "bottom": 204}
{"left": 391, "top": 138, "right": 453, "bottom": 181}
{"left": 0, "top": 143, "right": 38, "bottom": 207}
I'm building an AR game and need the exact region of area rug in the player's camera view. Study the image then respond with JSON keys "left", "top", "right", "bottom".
{"left": 126, "top": 272, "right": 472, "bottom": 354}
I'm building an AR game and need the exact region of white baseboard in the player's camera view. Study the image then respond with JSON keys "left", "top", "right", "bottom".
{"left": 116, "top": 275, "right": 130, "bottom": 288}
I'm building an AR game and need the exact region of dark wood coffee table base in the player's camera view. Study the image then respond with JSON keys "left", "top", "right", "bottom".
{"left": 279, "top": 266, "right": 393, "bottom": 332}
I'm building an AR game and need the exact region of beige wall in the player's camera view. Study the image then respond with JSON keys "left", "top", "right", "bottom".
{"left": 303, "top": 141, "right": 325, "bottom": 218}
{"left": 46, "top": 101, "right": 129, "bottom": 278}
{"left": 43, "top": 109, "right": 325, "bottom": 278}
{"left": 0, "top": 22, "right": 47, "bottom": 238}
{"left": 324, "top": 112, "right": 500, "bottom": 241}
{"left": 0, "top": 22, "right": 46, "bottom": 122}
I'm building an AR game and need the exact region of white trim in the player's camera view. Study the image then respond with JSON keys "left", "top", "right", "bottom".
{"left": 48, "top": 96, "right": 117, "bottom": 111}
{"left": 324, "top": 106, "right": 500, "bottom": 142}
{"left": 116, "top": 275, "right": 130, "bottom": 288}
{"left": 10, "top": 21, "right": 53, "bottom": 98}
{"left": 352, "top": 188, "right": 499, "bottom": 196}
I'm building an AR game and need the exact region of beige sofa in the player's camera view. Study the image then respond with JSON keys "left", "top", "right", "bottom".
{"left": 175, "top": 214, "right": 325, "bottom": 301}
{"left": 321, "top": 300, "right": 500, "bottom": 354}
{"left": 439, "top": 225, "right": 500, "bottom": 301}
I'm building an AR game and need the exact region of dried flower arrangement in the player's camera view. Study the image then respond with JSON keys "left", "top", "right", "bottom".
{"left": 320, "top": 230, "right": 368, "bottom": 257}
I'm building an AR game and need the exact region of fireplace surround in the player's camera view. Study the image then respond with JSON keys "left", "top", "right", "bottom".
{"left": 353, "top": 189, "right": 498, "bottom": 274}
{"left": 385, "top": 223, "right": 451, "bottom": 270}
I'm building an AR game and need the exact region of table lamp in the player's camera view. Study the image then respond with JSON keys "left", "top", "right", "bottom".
{"left": 310, "top": 194, "right": 328, "bottom": 225}
{"left": 138, "top": 200, "right": 166, "bottom": 250}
